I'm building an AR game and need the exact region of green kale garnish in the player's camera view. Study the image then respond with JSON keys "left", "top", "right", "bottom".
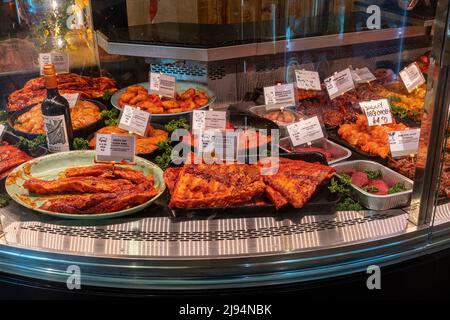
{"left": 362, "top": 186, "right": 379, "bottom": 193}
{"left": 0, "top": 110, "right": 9, "bottom": 125}
{"left": 72, "top": 137, "right": 90, "bottom": 150}
{"left": 101, "top": 108, "right": 120, "bottom": 126}
{"left": 388, "top": 182, "right": 407, "bottom": 194}
{"left": 155, "top": 140, "right": 174, "bottom": 171}
{"left": 164, "top": 118, "right": 190, "bottom": 133}
{"left": 329, "top": 175, "right": 364, "bottom": 211}
{"left": 336, "top": 197, "right": 364, "bottom": 211}
{"left": 364, "top": 169, "right": 382, "bottom": 180}
{"left": 15, "top": 134, "right": 47, "bottom": 150}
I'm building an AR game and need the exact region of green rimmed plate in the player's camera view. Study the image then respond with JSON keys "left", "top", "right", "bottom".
{"left": 5, "top": 150, "right": 166, "bottom": 220}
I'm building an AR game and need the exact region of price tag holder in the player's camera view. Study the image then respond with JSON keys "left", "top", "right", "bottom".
{"left": 149, "top": 72, "right": 176, "bottom": 98}
{"left": 351, "top": 67, "right": 376, "bottom": 84}
{"left": 263, "top": 83, "right": 296, "bottom": 106}
{"left": 399, "top": 63, "right": 426, "bottom": 93}
{"left": 324, "top": 68, "right": 355, "bottom": 100}
{"left": 192, "top": 110, "right": 227, "bottom": 132}
{"left": 214, "top": 130, "right": 239, "bottom": 162}
{"left": 118, "top": 105, "right": 152, "bottom": 137}
{"left": 360, "top": 99, "right": 393, "bottom": 126}
{"left": 388, "top": 129, "right": 421, "bottom": 158}
{"left": 295, "top": 70, "right": 321, "bottom": 91}
{"left": 62, "top": 93, "right": 80, "bottom": 108}
{"left": 39, "top": 52, "right": 70, "bottom": 75}
{"left": 95, "top": 134, "right": 136, "bottom": 164}
{"left": 286, "top": 116, "right": 325, "bottom": 147}
{"left": 0, "top": 124, "right": 5, "bottom": 140}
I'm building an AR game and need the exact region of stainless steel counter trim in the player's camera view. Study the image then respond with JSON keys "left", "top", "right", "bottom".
{"left": 97, "top": 26, "right": 430, "bottom": 62}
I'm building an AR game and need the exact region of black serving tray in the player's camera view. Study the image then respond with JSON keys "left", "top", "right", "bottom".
{"left": 169, "top": 152, "right": 340, "bottom": 218}
{"left": 8, "top": 99, "right": 107, "bottom": 140}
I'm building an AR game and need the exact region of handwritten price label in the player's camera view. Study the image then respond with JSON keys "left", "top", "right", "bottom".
{"left": 360, "top": 99, "right": 393, "bottom": 126}
{"left": 295, "top": 70, "right": 321, "bottom": 91}
{"left": 351, "top": 67, "right": 376, "bottom": 84}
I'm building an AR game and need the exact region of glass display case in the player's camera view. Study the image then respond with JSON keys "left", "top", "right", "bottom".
{"left": 0, "top": 0, "right": 450, "bottom": 292}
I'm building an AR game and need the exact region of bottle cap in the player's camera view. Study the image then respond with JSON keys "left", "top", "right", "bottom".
{"left": 43, "top": 64, "right": 56, "bottom": 76}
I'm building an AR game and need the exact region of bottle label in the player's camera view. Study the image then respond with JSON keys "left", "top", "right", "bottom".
{"left": 43, "top": 114, "right": 70, "bottom": 153}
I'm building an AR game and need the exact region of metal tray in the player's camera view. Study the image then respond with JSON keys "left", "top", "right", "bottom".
{"left": 332, "top": 160, "right": 413, "bottom": 211}
{"left": 170, "top": 152, "right": 340, "bottom": 217}
{"left": 8, "top": 99, "right": 107, "bottom": 140}
{"left": 279, "top": 137, "right": 351, "bottom": 165}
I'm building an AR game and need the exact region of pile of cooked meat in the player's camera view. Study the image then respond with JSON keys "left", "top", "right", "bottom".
{"left": 7, "top": 73, "right": 118, "bottom": 112}
{"left": 23, "top": 165, "right": 157, "bottom": 214}
{"left": 164, "top": 158, "right": 336, "bottom": 210}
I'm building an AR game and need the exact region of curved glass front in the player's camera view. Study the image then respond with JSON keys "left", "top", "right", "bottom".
{"left": 0, "top": 0, "right": 449, "bottom": 289}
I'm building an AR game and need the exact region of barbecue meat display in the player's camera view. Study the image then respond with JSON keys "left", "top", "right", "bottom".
{"left": 22, "top": 165, "right": 158, "bottom": 214}
{"left": 7, "top": 73, "right": 118, "bottom": 112}
{"left": 165, "top": 158, "right": 335, "bottom": 210}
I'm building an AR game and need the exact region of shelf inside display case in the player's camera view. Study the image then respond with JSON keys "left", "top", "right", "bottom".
{"left": 97, "top": 11, "right": 433, "bottom": 61}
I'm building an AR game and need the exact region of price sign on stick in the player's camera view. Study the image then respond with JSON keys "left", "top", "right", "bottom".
{"left": 39, "top": 52, "right": 70, "bottom": 75}
{"left": 324, "top": 68, "right": 355, "bottom": 100}
{"left": 286, "top": 116, "right": 325, "bottom": 147}
{"left": 192, "top": 110, "right": 227, "bottom": 132}
{"left": 62, "top": 93, "right": 80, "bottom": 108}
{"left": 95, "top": 134, "right": 136, "bottom": 163}
{"left": 360, "top": 99, "right": 393, "bottom": 126}
{"left": 295, "top": 70, "right": 321, "bottom": 91}
{"left": 264, "top": 83, "right": 296, "bottom": 106}
{"left": 149, "top": 72, "right": 176, "bottom": 98}
{"left": 118, "top": 105, "right": 152, "bottom": 137}
{"left": 399, "top": 63, "right": 426, "bottom": 93}
{"left": 388, "top": 129, "right": 421, "bottom": 158}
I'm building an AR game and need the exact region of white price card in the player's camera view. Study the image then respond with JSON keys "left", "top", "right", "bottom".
{"left": 39, "top": 52, "right": 70, "bottom": 75}
{"left": 0, "top": 124, "right": 5, "bottom": 140}
{"left": 388, "top": 129, "right": 421, "bottom": 158}
{"left": 264, "top": 83, "right": 296, "bottom": 106}
{"left": 118, "top": 105, "right": 152, "bottom": 137}
{"left": 360, "top": 99, "right": 393, "bottom": 126}
{"left": 149, "top": 72, "right": 176, "bottom": 98}
{"left": 62, "top": 93, "right": 79, "bottom": 108}
{"left": 95, "top": 134, "right": 136, "bottom": 163}
{"left": 286, "top": 116, "right": 325, "bottom": 147}
{"left": 351, "top": 67, "right": 376, "bottom": 84}
{"left": 399, "top": 63, "right": 426, "bottom": 93}
{"left": 192, "top": 110, "right": 227, "bottom": 132}
{"left": 324, "top": 68, "right": 355, "bottom": 100}
{"left": 214, "top": 130, "right": 239, "bottom": 161}
{"left": 295, "top": 70, "right": 321, "bottom": 91}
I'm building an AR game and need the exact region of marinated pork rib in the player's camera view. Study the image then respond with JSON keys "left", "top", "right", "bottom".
{"left": 24, "top": 177, "right": 135, "bottom": 195}
{"left": 261, "top": 158, "right": 336, "bottom": 209}
{"left": 0, "top": 145, "right": 32, "bottom": 180}
{"left": 22, "top": 165, "right": 157, "bottom": 214}
{"left": 40, "top": 190, "right": 157, "bottom": 214}
{"left": 169, "top": 163, "right": 266, "bottom": 208}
